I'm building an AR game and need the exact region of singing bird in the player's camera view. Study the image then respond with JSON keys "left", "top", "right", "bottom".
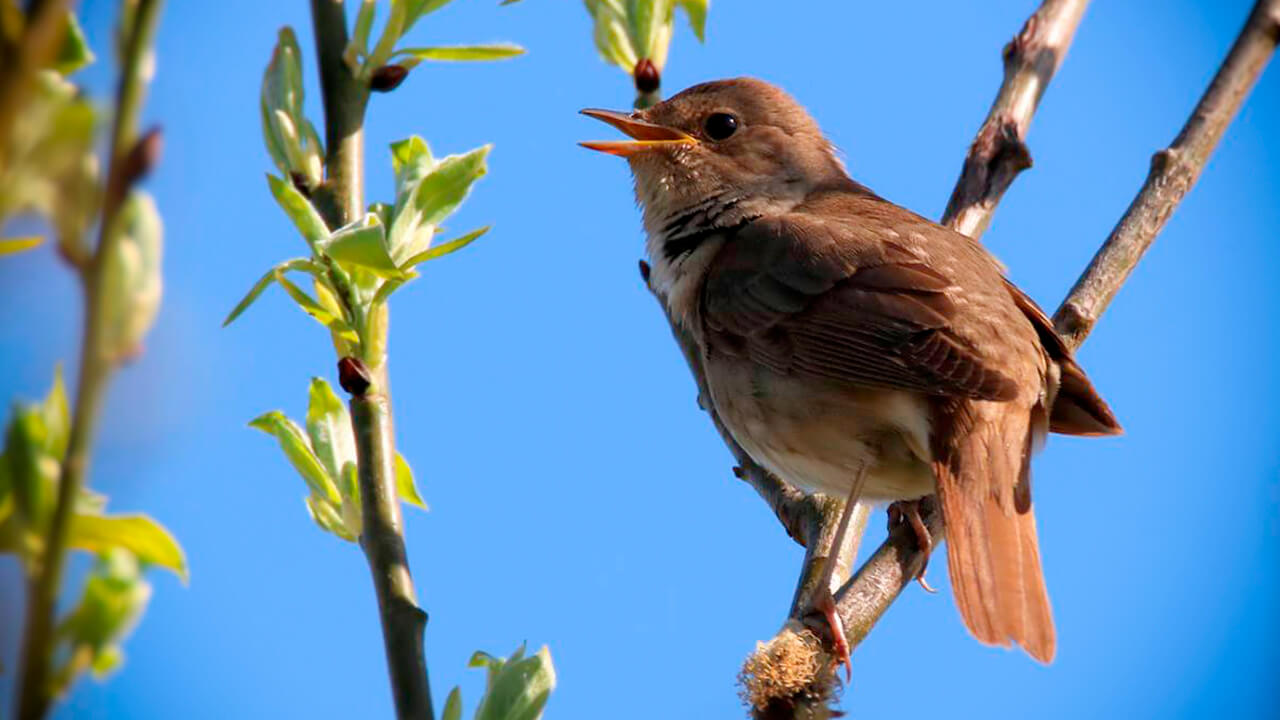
{"left": 581, "top": 78, "right": 1121, "bottom": 669}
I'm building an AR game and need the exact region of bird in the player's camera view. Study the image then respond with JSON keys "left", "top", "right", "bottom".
{"left": 580, "top": 77, "right": 1121, "bottom": 672}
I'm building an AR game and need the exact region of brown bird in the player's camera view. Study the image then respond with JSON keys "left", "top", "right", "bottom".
{"left": 581, "top": 77, "right": 1121, "bottom": 670}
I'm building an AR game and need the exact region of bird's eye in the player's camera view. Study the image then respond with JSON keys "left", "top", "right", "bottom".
{"left": 703, "top": 113, "right": 738, "bottom": 141}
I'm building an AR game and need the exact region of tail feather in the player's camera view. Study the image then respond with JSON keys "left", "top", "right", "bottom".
{"left": 934, "top": 400, "right": 1056, "bottom": 663}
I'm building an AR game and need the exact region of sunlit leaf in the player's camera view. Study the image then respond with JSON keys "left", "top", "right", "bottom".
{"left": 266, "top": 174, "right": 330, "bottom": 251}
{"left": 305, "top": 494, "right": 354, "bottom": 541}
{"left": 0, "top": 236, "right": 43, "bottom": 257}
{"left": 306, "top": 377, "right": 355, "bottom": 481}
{"left": 394, "top": 44, "right": 525, "bottom": 67}
{"left": 442, "top": 687, "right": 463, "bottom": 720}
{"left": 222, "top": 258, "right": 316, "bottom": 327}
{"left": 394, "top": 452, "right": 427, "bottom": 509}
{"left": 677, "top": 0, "right": 707, "bottom": 42}
{"left": 401, "top": 226, "right": 488, "bottom": 268}
{"left": 474, "top": 645, "right": 556, "bottom": 720}
{"left": 323, "top": 216, "right": 403, "bottom": 277}
{"left": 42, "top": 365, "right": 69, "bottom": 460}
{"left": 345, "top": 0, "right": 378, "bottom": 69}
{"left": 249, "top": 411, "right": 341, "bottom": 504}
{"left": 52, "top": 13, "right": 95, "bottom": 75}
{"left": 388, "top": 146, "right": 489, "bottom": 263}
{"left": 54, "top": 550, "right": 149, "bottom": 684}
{"left": 274, "top": 270, "right": 358, "bottom": 340}
{"left": 67, "top": 514, "right": 187, "bottom": 581}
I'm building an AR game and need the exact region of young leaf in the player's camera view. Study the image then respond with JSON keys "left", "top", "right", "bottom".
{"left": 54, "top": 550, "right": 150, "bottom": 686}
{"left": 222, "top": 258, "right": 316, "bottom": 326}
{"left": 389, "top": 147, "right": 489, "bottom": 263}
{"left": 0, "top": 236, "right": 43, "bottom": 257}
{"left": 394, "top": 452, "right": 427, "bottom": 509}
{"left": 677, "top": 0, "right": 708, "bottom": 42}
{"left": 306, "top": 377, "right": 356, "bottom": 481}
{"left": 474, "top": 645, "right": 556, "bottom": 720}
{"left": 401, "top": 226, "right": 489, "bottom": 269}
{"left": 52, "top": 13, "right": 96, "bottom": 75}
{"left": 442, "top": 687, "right": 463, "bottom": 720}
{"left": 249, "top": 411, "right": 342, "bottom": 504}
{"left": 394, "top": 44, "right": 525, "bottom": 67}
{"left": 67, "top": 514, "right": 188, "bottom": 581}
{"left": 323, "top": 216, "right": 403, "bottom": 277}
{"left": 305, "top": 494, "right": 355, "bottom": 541}
{"left": 274, "top": 270, "right": 359, "bottom": 340}
{"left": 42, "top": 365, "right": 69, "bottom": 460}
{"left": 266, "top": 174, "right": 330, "bottom": 251}
{"left": 345, "top": 0, "right": 378, "bottom": 69}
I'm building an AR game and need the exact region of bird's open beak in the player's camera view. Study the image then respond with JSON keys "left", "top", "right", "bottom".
{"left": 579, "top": 108, "right": 697, "bottom": 157}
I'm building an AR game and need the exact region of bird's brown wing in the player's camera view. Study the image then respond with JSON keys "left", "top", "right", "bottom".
{"left": 701, "top": 202, "right": 1058, "bottom": 662}
{"left": 701, "top": 209, "right": 1019, "bottom": 401}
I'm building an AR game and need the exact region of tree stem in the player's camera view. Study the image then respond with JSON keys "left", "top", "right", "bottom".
{"left": 308, "top": 3, "right": 433, "bottom": 718}
{"left": 14, "top": 1, "right": 164, "bottom": 717}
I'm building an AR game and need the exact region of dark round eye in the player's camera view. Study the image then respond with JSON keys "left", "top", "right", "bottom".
{"left": 703, "top": 113, "right": 738, "bottom": 140}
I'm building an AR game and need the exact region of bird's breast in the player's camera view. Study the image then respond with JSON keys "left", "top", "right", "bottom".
{"left": 702, "top": 351, "right": 936, "bottom": 502}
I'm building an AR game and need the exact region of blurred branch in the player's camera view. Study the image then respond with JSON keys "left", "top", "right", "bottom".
{"left": 941, "top": 0, "right": 1090, "bottom": 239}
{"left": 14, "top": 1, "right": 165, "bottom": 717}
{"left": 308, "top": 2, "right": 433, "bottom": 718}
{"left": 1053, "top": 0, "right": 1280, "bottom": 350}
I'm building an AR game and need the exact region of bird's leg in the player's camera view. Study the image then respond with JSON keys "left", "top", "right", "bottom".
{"left": 805, "top": 464, "right": 868, "bottom": 682}
{"left": 887, "top": 499, "right": 937, "bottom": 593}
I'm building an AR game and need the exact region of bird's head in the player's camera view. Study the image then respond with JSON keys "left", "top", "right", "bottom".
{"left": 581, "top": 77, "right": 846, "bottom": 240}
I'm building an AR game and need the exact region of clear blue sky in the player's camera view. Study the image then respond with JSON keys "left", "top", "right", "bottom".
{"left": 2, "top": 1, "right": 1278, "bottom": 718}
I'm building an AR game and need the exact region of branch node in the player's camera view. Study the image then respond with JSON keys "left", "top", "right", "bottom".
{"left": 338, "top": 356, "right": 372, "bottom": 396}
{"left": 739, "top": 623, "right": 834, "bottom": 719}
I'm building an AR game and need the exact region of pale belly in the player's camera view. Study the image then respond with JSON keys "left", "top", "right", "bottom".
{"left": 705, "top": 354, "right": 936, "bottom": 502}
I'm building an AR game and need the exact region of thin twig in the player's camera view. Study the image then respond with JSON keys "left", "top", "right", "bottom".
{"left": 941, "top": 0, "right": 1090, "bottom": 239}
{"left": 1054, "top": 0, "right": 1280, "bottom": 350}
{"left": 820, "top": 0, "right": 1278, "bottom": 702}
{"left": 14, "top": 2, "right": 165, "bottom": 717}
{"left": 309, "top": 2, "right": 433, "bottom": 718}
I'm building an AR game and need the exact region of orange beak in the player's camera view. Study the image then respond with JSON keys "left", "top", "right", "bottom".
{"left": 579, "top": 108, "right": 697, "bottom": 157}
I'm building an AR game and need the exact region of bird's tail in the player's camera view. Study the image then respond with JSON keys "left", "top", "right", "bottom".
{"left": 932, "top": 400, "right": 1056, "bottom": 663}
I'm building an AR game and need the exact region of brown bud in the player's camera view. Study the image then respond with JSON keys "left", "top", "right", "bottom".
{"left": 289, "top": 171, "right": 313, "bottom": 198}
{"left": 337, "top": 356, "right": 372, "bottom": 396}
{"left": 633, "top": 58, "right": 660, "bottom": 94}
{"left": 122, "top": 126, "right": 164, "bottom": 186}
{"left": 370, "top": 64, "right": 409, "bottom": 92}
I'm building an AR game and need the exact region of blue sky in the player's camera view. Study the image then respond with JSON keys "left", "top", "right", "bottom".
{"left": 2, "top": 0, "right": 1278, "bottom": 718}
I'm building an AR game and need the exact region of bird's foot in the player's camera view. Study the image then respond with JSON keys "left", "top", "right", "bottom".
{"left": 804, "top": 587, "right": 851, "bottom": 682}
{"left": 887, "top": 499, "right": 937, "bottom": 593}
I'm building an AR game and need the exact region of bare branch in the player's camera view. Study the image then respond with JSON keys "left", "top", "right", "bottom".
{"left": 1054, "top": 0, "right": 1280, "bottom": 350}
{"left": 942, "top": 0, "right": 1090, "bottom": 239}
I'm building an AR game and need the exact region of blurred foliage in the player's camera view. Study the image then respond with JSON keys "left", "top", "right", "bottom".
{"left": 0, "top": 369, "right": 185, "bottom": 696}
{"left": 582, "top": 0, "right": 707, "bottom": 74}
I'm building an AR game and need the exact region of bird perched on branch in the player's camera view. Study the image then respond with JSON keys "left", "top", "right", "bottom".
{"left": 581, "top": 77, "right": 1121, "bottom": 672}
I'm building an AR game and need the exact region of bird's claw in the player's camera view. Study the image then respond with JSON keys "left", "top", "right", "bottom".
{"left": 888, "top": 499, "right": 937, "bottom": 593}
{"left": 808, "top": 590, "right": 852, "bottom": 682}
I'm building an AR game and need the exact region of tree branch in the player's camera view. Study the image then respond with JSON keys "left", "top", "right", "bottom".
{"left": 309, "top": 2, "right": 432, "bottom": 718}
{"left": 941, "top": 0, "right": 1090, "bottom": 239}
{"left": 1053, "top": 0, "right": 1280, "bottom": 350}
{"left": 14, "top": 2, "right": 165, "bottom": 717}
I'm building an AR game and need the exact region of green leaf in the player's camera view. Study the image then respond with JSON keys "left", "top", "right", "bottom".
{"left": 52, "top": 13, "right": 96, "bottom": 75}
{"left": 388, "top": 146, "right": 489, "bottom": 263}
{"left": 222, "top": 258, "right": 316, "bottom": 327}
{"left": 405, "top": 0, "right": 457, "bottom": 29}
{"left": 42, "top": 365, "right": 69, "bottom": 460}
{"left": 67, "top": 514, "right": 188, "bottom": 581}
{"left": 98, "top": 191, "right": 164, "bottom": 360}
{"left": 274, "top": 270, "right": 359, "bottom": 340}
{"left": 394, "top": 452, "right": 427, "bottom": 509}
{"left": 474, "top": 645, "right": 556, "bottom": 720}
{"left": 0, "top": 236, "right": 43, "bottom": 257}
{"left": 305, "top": 378, "right": 355, "bottom": 482}
{"left": 394, "top": 44, "right": 525, "bottom": 67}
{"left": 266, "top": 174, "right": 330, "bottom": 251}
{"left": 323, "top": 216, "right": 402, "bottom": 277}
{"left": 305, "top": 494, "right": 354, "bottom": 541}
{"left": 677, "top": 0, "right": 707, "bottom": 42}
{"left": 55, "top": 550, "right": 149, "bottom": 663}
{"left": 345, "top": 0, "right": 378, "bottom": 68}
{"left": 401, "top": 226, "right": 488, "bottom": 268}
{"left": 249, "top": 411, "right": 341, "bottom": 504}
{"left": 442, "top": 687, "right": 463, "bottom": 720}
